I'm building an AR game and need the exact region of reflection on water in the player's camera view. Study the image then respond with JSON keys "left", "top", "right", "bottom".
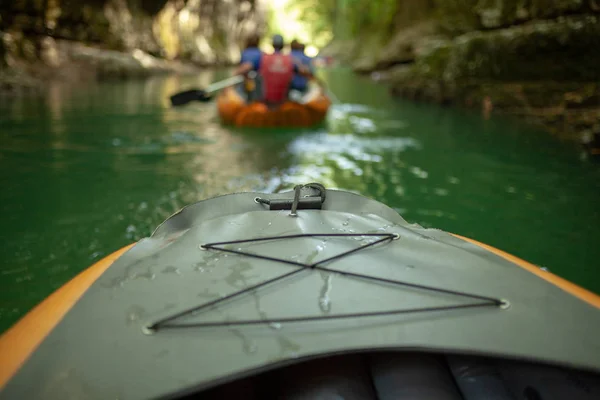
{"left": 1, "top": 67, "right": 599, "bottom": 332}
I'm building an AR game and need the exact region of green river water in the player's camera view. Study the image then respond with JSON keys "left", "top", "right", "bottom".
{"left": 1, "top": 68, "right": 599, "bottom": 333}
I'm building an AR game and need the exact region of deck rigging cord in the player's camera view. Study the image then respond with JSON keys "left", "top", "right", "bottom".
{"left": 147, "top": 232, "right": 504, "bottom": 332}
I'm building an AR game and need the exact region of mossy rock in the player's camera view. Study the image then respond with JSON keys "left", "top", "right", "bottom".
{"left": 351, "top": 34, "right": 388, "bottom": 73}
{"left": 0, "top": 66, "right": 43, "bottom": 94}
{"left": 389, "top": 65, "right": 452, "bottom": 104}
{"left": 19, "top": 37, "right": 38, "bottom": 61}
{"left": 375, "top": 22, "right": 439, "bottom": 70}
{"left": 9, "top": 14, "right": 46, "bottom": 35}
{"left": 388, "top": 38, "right": 455, "bottom": 103}
{"left": 434, "top": 0, "right": 594, "bottom": 32}
{"left": 434, "top": 0, "right": 481, "bottom": 35}
{"left": 318, "top": 40, "right": 355, "bottom": 64}
{"left": 86, "top": 14, "right": 112, "bottom": 43}
{"left": 0, "top": 33, "right": 5, "bottom": 66}
{"left": 443, "top": 15, "right": 600, "bottom": 82}
{"left": 413, "top": 39, "right": 452, "bottom": 79}
{"left": 9, "top": 0, "right": 46, "bottom": 14}
{"left": 529, "top": 0, "right": 591, "bottom": 19}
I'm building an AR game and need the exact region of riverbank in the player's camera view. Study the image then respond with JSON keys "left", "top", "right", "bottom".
{"left": 321, "top": 2, "right": 600, "bottom": 142}
{"left": 0, "top": 37, "right": 204, "bottom": 95}
{"left": 0, "top": 0, "right": 267, "bottom": 93}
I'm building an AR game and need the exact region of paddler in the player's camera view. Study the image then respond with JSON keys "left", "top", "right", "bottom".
{"left": 237, "top": 34, "right": 263, "bottom": 102}
{"left": 237, "top": 34, "right": 311, "bottom": 107}
{"left": 290, "top": 40, "right": 314, "bottom": 95}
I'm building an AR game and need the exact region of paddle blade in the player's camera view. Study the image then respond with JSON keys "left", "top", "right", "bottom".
{"left": 170, "top": 89, "right": 212, "bottom": 106}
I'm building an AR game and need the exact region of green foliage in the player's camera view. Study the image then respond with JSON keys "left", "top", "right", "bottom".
{"left": 280, "top": 0, "right": 337, "bottom": 46}
{"left": 269, "top": 0, "right": 401, "bottom": 48}
{"left": 345, "top": 0, "right": 399, "bottom": 36}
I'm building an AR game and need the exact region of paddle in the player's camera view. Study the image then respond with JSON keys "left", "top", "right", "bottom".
{"left": 170, "top": 75, "right": 245, "bottom": 107}
{"left": 312, "top": 76, "right": 340, "bottom": 104}
{"left": 323, "top": 85, "right": 340, "bottom": 104}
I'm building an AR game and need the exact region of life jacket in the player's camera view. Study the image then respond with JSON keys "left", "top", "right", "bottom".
{"left": 259, "top": 53, "right": 294, "bottom": 104}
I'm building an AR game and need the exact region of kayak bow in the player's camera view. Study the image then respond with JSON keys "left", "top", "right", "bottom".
{"left": 1, "top": 184, "right": 599, "bottom": 399}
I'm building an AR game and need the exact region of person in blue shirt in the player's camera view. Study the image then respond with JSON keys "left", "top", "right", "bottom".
{"left": 290, "top": 40, "right": 314, "bottom": 94}
{"left": 240, "top": 35, "right": 262, "bottom": 72}
{"left": 237, "top": 34, "right": 263, "bottom": 101}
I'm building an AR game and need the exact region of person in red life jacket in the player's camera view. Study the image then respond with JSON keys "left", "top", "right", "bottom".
{"left": 237, "top": 34, "right": 311, "bottom": 106}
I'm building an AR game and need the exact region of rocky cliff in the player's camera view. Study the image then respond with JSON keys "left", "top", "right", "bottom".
{"left": 0, "top": 0, "right": 267, "bottom": 91}
{"left": 326, "top": 0, "right": 600, "bottom": 141}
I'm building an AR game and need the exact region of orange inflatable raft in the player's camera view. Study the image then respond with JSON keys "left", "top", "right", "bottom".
{"left": 216, "top": 84, "right": 331, "bottom": 128}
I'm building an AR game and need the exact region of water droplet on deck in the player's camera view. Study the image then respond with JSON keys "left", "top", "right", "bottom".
{"left": 197, "top": 289, "right": 219, "bottom": 299}
{"left": 126, "top": 305, "right": 146, "bottom": 324}
{"left": 133, "top": 272, "right": 155, "bottom": 280}
{"left": 161, "top": 266, "right": 180, "bottom": 275}
{"left": 269, "top": 322, "right": 282, "bottom": 330}
{"left": 277, "top": 336, "right": 301, "bottom": 356}
{"left": 225, "top": 262, "right": 257, "bottom": 288}
{"left": 230, "top": 329, "right": 258, "bottom": 355}
{"left": 206, "top": 257, "right": 220, "bottom": 266}
{"left": 319, "top": 273, "right": 333, "bottom": 313}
